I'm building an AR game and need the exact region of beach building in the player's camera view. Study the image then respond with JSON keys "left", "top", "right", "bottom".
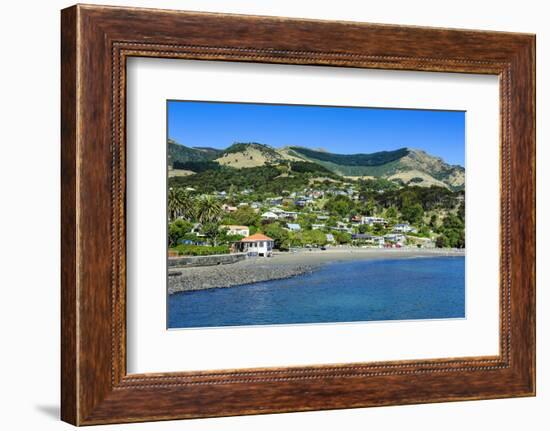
{"left": 384, "top": 233, "right": 406, "bottom": 245}
{"left": 237, "top": 233, "right": 274, "bottom": 257}
{"left": 223, "top": 225, "right": 250, "bottom": 237}
{"left": 352, "top": 234, "right": 385, "bottom": 247}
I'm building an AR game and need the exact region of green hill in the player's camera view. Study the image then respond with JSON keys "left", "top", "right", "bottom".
{"left": 288, "top": 147, "right": 409, "bottom": 167}
{"left": 168, "top": 139, "right": 222, "bottom": 167}
{"left": 286, "top": 146, "right": 464, "bottom": 190}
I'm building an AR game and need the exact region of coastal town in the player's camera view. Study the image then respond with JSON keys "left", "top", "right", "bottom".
{"left": 168, "top": 177, "right": 465, "bottom": 260}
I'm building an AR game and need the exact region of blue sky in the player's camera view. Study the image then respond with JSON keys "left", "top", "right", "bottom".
{"left": 167, "top": 100, "right": 465, "bottom": 167}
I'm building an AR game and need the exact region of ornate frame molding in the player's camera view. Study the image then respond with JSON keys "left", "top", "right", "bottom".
{"left": 61, "top": 5, "right": 535, "bottom": 425}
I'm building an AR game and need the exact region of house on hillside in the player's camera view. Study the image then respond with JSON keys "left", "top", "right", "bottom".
{"left": 236, "top": 233, "right": 274, "bottom": 257}
{"left": 191, "top": 223, "right": 206, "bottom": 238}
{"left": 331, "top": 222, "right": 353, "bottom": 234}
{"left": 393, "top": 223, "right": 415, "bottom": 233}
{"left": 352, "top": 233, "right": 375, "bottom": 241}
{"left": 280, "top": 210, "right": 298, "bottom": 220}
{"left": 287, "top": 223, "right": 301, "bottom": 232}
{"left": 222, "top": 204, "right": 238, "bottom": 213}
{"left": 361, "top": 216, "right": 388, "bottom": 226}
{"left": 384, "top": 233, "right": 406, "bottom": 245}
{"left": 261, "top": 211, "right": 279, "bottom": 220}
{"left": 352, "top": 234, "right": 385, "bottom": 247}
{"left": 267, "top": 196, "right": 283, "bottom": 206}
{"left": 222, "top": 225, "right": 250, "bottom": 237}
{"left": 294, "top": 196, "right": 313, "bottom": 207}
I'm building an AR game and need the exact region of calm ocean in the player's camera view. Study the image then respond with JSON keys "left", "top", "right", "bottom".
{"left": 168, "top": 256, "right": 465, "bottom": 329}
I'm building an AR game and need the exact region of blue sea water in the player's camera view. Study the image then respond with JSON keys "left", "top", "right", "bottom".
{"left": 168, "top": 256, "right": 465, "bottom": 329}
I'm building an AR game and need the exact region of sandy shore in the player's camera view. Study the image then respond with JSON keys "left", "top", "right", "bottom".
{"left": 168, "top": 247, "right": 464, "bottom": 294}
{"left": 268, "top": 247, "right": 464, "bottom": 265}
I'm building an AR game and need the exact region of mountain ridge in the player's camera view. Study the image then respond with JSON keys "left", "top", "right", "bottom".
{"left": 168, "top": 139, "right": 464, "bottom": 190}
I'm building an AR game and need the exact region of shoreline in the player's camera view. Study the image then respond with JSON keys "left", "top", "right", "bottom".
{"left": 168, "top": 248, "right": 464, "bottom": 294}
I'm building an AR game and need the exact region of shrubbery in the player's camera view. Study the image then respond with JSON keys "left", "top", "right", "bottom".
{"left": 173, "top": 244, "right": 229, "bottom": 256}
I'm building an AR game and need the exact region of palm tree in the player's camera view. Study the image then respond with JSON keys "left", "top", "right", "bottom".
{"left": 195, "top": 195, "right": 223, "bottom": 224}
{"left": 168, "top": 188, "right": 182, "bottom": 221}
{"left": 168, "top": 188, "right": 195, "bottom": 221}
{"left": 178, "top": 189, "right": 195, "bottom": 221}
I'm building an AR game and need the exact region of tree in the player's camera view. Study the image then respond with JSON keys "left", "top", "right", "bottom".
{"left": 358, "top": 198, "right": 376, "bottom": 216}
{"left": 402, "top": 203, "right": 424, "bottom": 225}
{"left": 231, "top": 206, "right": 260, "bottom": 227}
{"left": 333, "top": 231, "right": 352, "bottom": 244}
{"left": 302, "top": 229, "right": 327, "bottom": 246}
{"left": 429, "top": 214, "right": 438, "bottom": 228}
{"left": 202, "top": 222, "right": 223, "bottom": 246}
{"left": 195, "top": 195, "right": 223, "bottom": 223}
{"left": 435, "top": 235, "right": 448, "bottom": 248}
{"left": 325, "top": 195, "right": 354, "bottom": 218}
{"left": 385, "top": 206, "right": 398, "bottom": 220}
{"left": 263, "top": 223, "right": 290, "bottom": 250}
{"left": 168, "top": 219, "right": 193, "bottom": 247}
{"left": 443, "top": 214, "right": 463, "bottom": 230}
{"left": 167, "top": 188, "right": 195, "bottom": 221}
{"left": 358, "top": 224, "right": 371, "bottom": 234}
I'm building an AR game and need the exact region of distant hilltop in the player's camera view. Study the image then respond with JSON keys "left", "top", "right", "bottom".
{"left": 167, "top": 139, "right": 464, "bottom": 191}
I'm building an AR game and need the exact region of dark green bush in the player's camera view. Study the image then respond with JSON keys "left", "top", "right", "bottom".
{"left": 174, "top": 244, "right": 230, "bottom": 256}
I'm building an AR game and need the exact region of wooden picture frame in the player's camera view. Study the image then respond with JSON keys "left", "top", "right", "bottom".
{"left": 61, "top": 4, "right": 535, "bottom": 425}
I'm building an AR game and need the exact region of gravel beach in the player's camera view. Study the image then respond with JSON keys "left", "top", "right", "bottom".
{"left": 168, "top": 247, "right": 464, "bottom": 294}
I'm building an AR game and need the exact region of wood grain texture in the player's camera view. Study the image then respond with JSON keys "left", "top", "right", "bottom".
{"left": 60, "top": 4, "right": 536, "bottom": 425}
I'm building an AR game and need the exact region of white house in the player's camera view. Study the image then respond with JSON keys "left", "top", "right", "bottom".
{"left": 267, "top": 197, "right": 283, "bottom": 205}
{"left": 221, "top": 204, "right": 238, "bottom": 213}
{"left": 237, "top": 233, "right": 274, "bottom": 257}
{"left": 384, "top": 233, "right": 406, "bottom": 245}
{"left": 361, "top": 216, "right": 388, "bottom": 226}
{"left": 280, "top": 211, "right": 298, "bottom": 220}
{"left": 287, "top": 223, "right": 301, "bottom": 232}
{"left": 393, "top": 223, "right": 415, "bottom": 233}
{"left": 222, "top": 225, "right": 250, "bottom": 237}
{"left": 261, "top": 211, "right": 279, "bottom": 220}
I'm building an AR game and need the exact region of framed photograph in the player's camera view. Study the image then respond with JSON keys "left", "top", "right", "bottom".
{"left": 61, "top": 4, "right": 536, "bottom": 425}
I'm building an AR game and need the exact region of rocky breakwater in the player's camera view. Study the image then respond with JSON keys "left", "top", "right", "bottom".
{"left": 168, "top": 260, "right": 319, "bottom": 294}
